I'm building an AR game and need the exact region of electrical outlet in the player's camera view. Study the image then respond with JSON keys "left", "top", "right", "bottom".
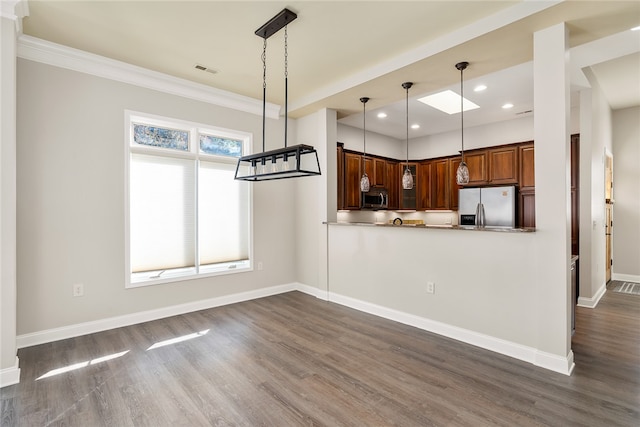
{"left": 257, "top": 262, "right": 263, "bottom": 271}
{"left": 426, "top": 282, "right": 435, "bottom": 294}
{"left": 73, "top": 283, "right": 84, "bottom": 297}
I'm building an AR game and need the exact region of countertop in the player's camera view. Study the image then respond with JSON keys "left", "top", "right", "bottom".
{"left": 324, "top": 222, "right": 536, "bottom": 233}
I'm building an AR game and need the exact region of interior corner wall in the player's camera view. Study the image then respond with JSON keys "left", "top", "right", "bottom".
{"left": 579, "top": 68, "right": 612, "bottom": 302}
{"left": 612, "top": 106, "right": 640, "bottom": 280}
{"left": 16, "top": 58, "right": 297, "bottom": 337}
{"left": 294, "top": 109, "right": 335, "bottom": 295}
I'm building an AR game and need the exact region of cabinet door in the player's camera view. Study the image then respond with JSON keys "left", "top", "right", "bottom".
{"left": 386, "top": 161, "right": 399, "bottom": 210}
{"left": 431, "top": 158, "right": 450, "bottom": 210}
{"left": 519, "top": 143, "right": 535, "bottom": 189}
{"left": 449, "top": 156, "right": 461, "bottom": 210}
{"left": 374, "top": 158, "right": 386, "bottom": 187}
{"left": 337, "top": 146, "right": 344, "bottom": 210}
{"left": 519, "top": 189, "right": 535, "bottom": 228}
{"left": 464, "top": 150, "right": 488, "bottom": 185}
{"left": 344, "top": 153, "right": 362, "bottom": 210}
{"left": 400, "top": 163, "right": 418, "bottom": 210}
{"left": 489, "top": 146, "right": 518, "bottom": 184}
{"left": 418, "top": 161, "right": 432, "bottom": 210}
{"left": 363, "top": 157, "right": 374, "bottom": 184}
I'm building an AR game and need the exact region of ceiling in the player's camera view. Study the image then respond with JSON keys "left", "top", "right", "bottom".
{"left": 20, "top": 1, "right": 640, "bottom": 140}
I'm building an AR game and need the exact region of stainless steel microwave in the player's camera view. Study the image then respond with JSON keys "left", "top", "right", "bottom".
{"left": 361, "top": 188, "right": 388, "bottom": 210}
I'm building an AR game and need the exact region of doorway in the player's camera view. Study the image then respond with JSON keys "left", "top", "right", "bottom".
{"left": 605, "top": 150, "right": 613, "bottom": 283}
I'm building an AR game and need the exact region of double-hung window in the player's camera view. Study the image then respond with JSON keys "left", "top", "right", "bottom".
{"left": 125, "top": 111, "right": 252, "bottom": 288}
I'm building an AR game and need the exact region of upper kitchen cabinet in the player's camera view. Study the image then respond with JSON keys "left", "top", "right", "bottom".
{"left": 431, "top": 158, "right": 450, "bottom": 210}
{"left": 386, "top": 161, "right": 399, "bottom": 210}
{"left": 417, "top": 161, "right": 432, "bottom": 210}
{"left": 519, "top": 142, "right": 535, "bottom": 189}
{"left": 488, "top": 145, "right": 519, "bottom": 184}
{"left": 344, "top": 152, "right": 362, "bottom": 210}
{"left": 449, "top": 156, "right": 462, "bottom": 210}
{"left": 400, "top": 163, "right": 418, "bottom": 210}
{"left": 464, "top": 150, "right": 489, "bottom": 185}
{"left": 363, "top": 156, "right": 387, "bottom": 188}
{"left": 337, "top": 144, "right": 345, "bottom": 210}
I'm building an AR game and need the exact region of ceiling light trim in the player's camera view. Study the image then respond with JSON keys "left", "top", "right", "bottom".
{"left": 16, "top": 35, "right": 280, "bottom": 119}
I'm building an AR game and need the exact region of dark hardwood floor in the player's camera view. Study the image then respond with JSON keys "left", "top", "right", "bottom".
{"left": 2, "top": 282, "right": 639, "bottom": 426}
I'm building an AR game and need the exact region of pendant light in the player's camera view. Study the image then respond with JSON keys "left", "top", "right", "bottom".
{"left": 360, "top": 97, "right": 370, "bottom": 193}
{"left": 235, "top": 8, "right": 321, "bottom": 181}
{"left": 455, "top": 61, "right": 470, "bottom": 185}
{"left": 401, "top": 82, "right": 414, "bottom": 190}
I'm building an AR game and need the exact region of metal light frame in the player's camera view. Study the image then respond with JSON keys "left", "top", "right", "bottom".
{"left": 401, "top": 82, "right": 414, "bottom": 190}
{"left": 235, "top": 8, "right": 321, "bottom": 181}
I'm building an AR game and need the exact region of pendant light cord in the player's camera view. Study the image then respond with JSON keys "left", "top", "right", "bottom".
{"left": 284, "top": 25, "right": 289, "bottom": 148}
{"left": 460, "top": 65, "right": 464, "bottom": 163}
{"left": 262, "top": 38, "right": 267, "bottom": 154}
{"left": 363, "top": 100, "right": 366, "bottom": 159}
{"left": 405, "top": 85, "right": 409, "bottom": 167}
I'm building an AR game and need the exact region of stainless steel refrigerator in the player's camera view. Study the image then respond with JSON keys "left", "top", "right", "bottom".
{"left": 459, "top": 185, "right": 516, "bottom": 228}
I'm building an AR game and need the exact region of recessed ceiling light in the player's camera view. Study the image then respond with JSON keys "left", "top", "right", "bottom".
{"left": 411, "top": 124, "right": 420, "bottom": 129}
{"left": 631, "top": 25, "right": 640, "bottom": 31}
{"left": 502, "top": 103, "right": 514, "bottom": 109}
{"left": 377, "top": 112, "right": 387, "bottom": 118}
{"left": 474, "top": 85, "right": 487, "bottom": 92}
{"left": 417, "top": 90, "right": 479, "bottom": 115}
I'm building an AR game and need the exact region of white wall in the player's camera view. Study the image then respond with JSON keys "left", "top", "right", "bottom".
{"left": 16, "top": 59, "right": 297, "bottom": 336}
{"left": 612, "top": 106, "right": 640, "bottom": 281}
{"left": 578, "top": 69, "right": 612, "bottom": 305}
{"left": 1, "top": 15, "right": 20, "bottom": 385}
{"left": 337, "top": 124, "right": 402, "bottom": 159}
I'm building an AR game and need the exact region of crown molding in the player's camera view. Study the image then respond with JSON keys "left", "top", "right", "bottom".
{"left": 16, "top": 35, "right": 281, "bottom": 119}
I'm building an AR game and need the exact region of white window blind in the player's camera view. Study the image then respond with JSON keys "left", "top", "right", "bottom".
{"left": 198, "top": 161, "right": 250, "bottom": 265}
{"left": 130, "top": 153, "right": 196, "bottom": 273}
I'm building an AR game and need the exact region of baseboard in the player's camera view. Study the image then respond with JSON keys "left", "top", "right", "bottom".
{"left": 294, "top": 283, "right": 329, "bottom": 301}
{"left": 577, "top": 282, "right": 607, "bottom": 308}
{"left": 611, "top": 273, "right": 640, "bottom": 283}
{"left": 17, "top": 283, "right": 297, "bottom": 349}
{"left": 0, "top": 357, "right": 20, "bottom": 388}
{"left": 327, "top": 291, "right": 574, "bottom": 375}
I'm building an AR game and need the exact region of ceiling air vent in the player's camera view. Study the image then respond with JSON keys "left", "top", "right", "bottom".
{"left": 194, "top": 64, "right": 218, "bottom": 75}
{"left": 516, "top": 109, "right": 533, "bottom": 115}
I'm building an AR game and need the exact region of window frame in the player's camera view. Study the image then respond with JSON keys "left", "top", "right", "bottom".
{"left": 124, "top": 110, "right": 253, "bottom": 288}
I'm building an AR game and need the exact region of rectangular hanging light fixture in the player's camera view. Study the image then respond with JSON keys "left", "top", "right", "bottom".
{"left": 234, "top": 8, "right": 321, "bottom": 181}
{"left": 234, "top": 144, "right": 321, "bottom": 181}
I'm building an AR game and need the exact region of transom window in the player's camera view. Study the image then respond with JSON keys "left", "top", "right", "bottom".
{"left": 125, "top": 111, "right": 252, "bottom": 288}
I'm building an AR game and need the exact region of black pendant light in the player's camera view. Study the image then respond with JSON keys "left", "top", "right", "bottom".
{"left": 235, "top": 8, "right": 321, "bottom": 181}
{"left": 402, "top": 82, "right": 414, "bottom": 190}
{"left": 455, "top": 61, "right": 470, "bottom": 185}
{"left": 360, "top": 97, "right": 370, "bottom": 193}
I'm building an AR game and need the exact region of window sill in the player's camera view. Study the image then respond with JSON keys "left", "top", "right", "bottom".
{"left": 126, "top": 261, "right": 251, "bottom": 289}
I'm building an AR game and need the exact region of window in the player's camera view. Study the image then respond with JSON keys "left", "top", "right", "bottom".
{"left": 125, "top": 111, "right": 252, "bottom": 287}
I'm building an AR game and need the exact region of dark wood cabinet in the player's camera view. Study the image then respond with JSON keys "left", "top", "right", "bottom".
{"left": 417, "top": 161, "right": 432, "bottom": 210}
{"left": 374, "top": 158, "right": 386, "bottom": 188}
{"left": 337, "top": 144, "right": 345, "bottom": 210}
{"left": 571, "top": 134, "right": 580, "bottom": 255}
{"left": 464, "top": 150, "right": 488, "bottom": 185}
{"left": 431, "top": 158, "right": 450, "bottom": 210}
{"left": 449, "top": 156, "right": 461, "bottom": 210}
{"left": 489, "top": 146, "right": 518, "bottom": 184}
{"left": 519, "top": 189, "right": 536, "bottom": 228}
{"left": 519, "top": 143, "right": 535, "bottom": 189}
{"left": 386, "top": 161, "right": 399, "bottom": 209}
{"left": 400, "top": 163, "right": 418, "bottom": 210}
{"left": 344, "top": 152, "right": 362, "bottom": 210}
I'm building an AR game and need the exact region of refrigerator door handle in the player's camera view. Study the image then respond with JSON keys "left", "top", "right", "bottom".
{"left": 475, "top": 202, "right": 486, "bottom": 227}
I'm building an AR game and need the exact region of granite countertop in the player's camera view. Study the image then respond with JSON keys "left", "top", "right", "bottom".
{"left": 325, "top": 222, "right": 536, "bottom": 233}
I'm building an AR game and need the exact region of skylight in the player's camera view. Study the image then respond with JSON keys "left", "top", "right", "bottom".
{"left": 417, "top": 90, "right": 479, "bottom": 115}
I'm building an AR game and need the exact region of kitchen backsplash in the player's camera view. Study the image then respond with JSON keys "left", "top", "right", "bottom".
{"left": 337, "top": 210, "right": 459, "bottom": 226}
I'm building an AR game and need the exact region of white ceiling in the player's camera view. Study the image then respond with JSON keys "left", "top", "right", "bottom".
{"left": 20, "top": 1, "right": 640, "bottom": 140}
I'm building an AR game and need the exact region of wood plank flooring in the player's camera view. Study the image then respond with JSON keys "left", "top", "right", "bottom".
{"left": 2, "top": 282, "right": 639, "bottom": 426}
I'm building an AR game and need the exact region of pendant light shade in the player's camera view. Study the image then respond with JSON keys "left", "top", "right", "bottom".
{"left": 456, "top": 61, "right": 470, "bottom": 185}
{"left": 402, "top": 82, "right": 414, "bottom": 190}
{"left": 235, "top": 8, "right": 321, "bottom": 181}
{"left": 359, "top": 97, "right": 370, "bottom": 193}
